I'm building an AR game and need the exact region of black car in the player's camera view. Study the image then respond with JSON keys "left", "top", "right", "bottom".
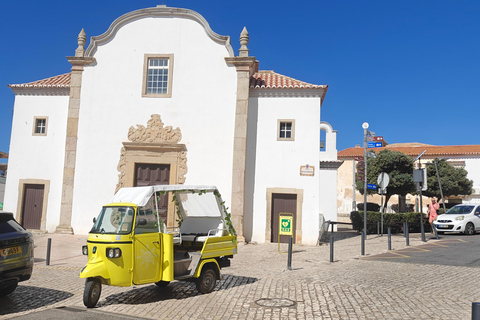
{"left": 0, "top": 211, "right": 34, "bottom": 296}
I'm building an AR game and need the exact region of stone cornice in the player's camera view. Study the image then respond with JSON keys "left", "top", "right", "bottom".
{"left": 249, "top": 88, "right": 327, "bottom": 99}
{"left": 225, "top": 57, "right": 257, "bottom": 75}
{"left": 9, "top": 87, "right": 70, "bottom": 96}
{"left": 66, "top": 56, "right": 96, "bottom": 71}
{"left": 85, "top": 6, "right": 234, "bottom": 57}
{"left": 122, "top": 142, "right": 186, "bottom": 152}
{"left": 319, "top": 161, "right": 344, "bottom": 169}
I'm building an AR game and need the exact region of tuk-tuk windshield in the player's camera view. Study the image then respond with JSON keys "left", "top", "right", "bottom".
{"left": 90, "top": 206, "right": 135, "bottom": 234}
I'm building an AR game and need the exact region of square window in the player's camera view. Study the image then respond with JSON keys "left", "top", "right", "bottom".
{"left": 33, "top": 117, "right": 48, "bottom": 136}
{"left": 142, "top": 54, "right": 174, "bottom": 98}
{"left": 277, "top": 120, "right": 295, "bottom": 141}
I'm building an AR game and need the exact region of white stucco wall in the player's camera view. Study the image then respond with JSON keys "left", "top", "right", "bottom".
{"left": 70, "top": 14, "right": 238, "bottom": 234}
{"left": 4, "top": 94, "right": 68, "bottom": 231}
{"left": 247, "top": 94, "right": 321, "bottom": 245}
{"left": 319, "top": 168, "right": 338, "bottom": 223}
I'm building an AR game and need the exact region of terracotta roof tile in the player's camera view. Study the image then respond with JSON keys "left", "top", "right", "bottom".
{"left": 251, "top": 71, "right": 327, "bottom": 89}
{"left": 8, "top": 73, "right": 71, "bottom": 88}
{"left": 338, "top": 144, "right": 480, "bottom": 159}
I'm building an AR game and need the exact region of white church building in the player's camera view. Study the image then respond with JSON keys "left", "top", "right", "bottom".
{"left": 5, "top": 5, "right": 340, "bottom": 245}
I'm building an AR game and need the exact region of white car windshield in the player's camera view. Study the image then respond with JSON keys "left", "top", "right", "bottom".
{"left": 445, "top": 205, "right": 474, "bottom": 215}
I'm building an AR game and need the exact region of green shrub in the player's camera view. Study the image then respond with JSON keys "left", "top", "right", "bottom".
{"left": 350, "top": 211, "right": 430, "bottom": 234}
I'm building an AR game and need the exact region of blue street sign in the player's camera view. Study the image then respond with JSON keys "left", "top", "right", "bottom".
{"left": 367, "top": 142, "right": 382, "bottom": 148}
{"left": 367, "top": 184, "right": 377, "bottom": 190}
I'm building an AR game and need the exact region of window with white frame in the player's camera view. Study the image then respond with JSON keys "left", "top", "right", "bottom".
{"left": 142, "top": 54, "right": 173, "bottom": 97}
{"left": 277, "top": 120, "right": 295, "bottom": 141}
{"left": 33, "top": 117, "right": 48, "bottom": 136}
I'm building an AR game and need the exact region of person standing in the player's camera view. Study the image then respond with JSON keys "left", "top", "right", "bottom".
{"left": 428, "top": 197, "right": 440, "bottom": 233}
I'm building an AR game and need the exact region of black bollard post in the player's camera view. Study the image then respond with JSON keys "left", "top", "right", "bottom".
{"left": 287, "top": 236, "right": 293, "bottom": 270}
{"left": 406, "top": 222, "right": 410, "bottom": 246}
{"left": 472, "top": 302, "right": 480, "bottom": 320}
{"left": 388, "top": 227, "right": 392, "bottom": 250}
{"left": 46, "top": 238, "right": 52, "bottom": 266}
{"left": 330, "top": 236, "right": 334, "bottom": 262}
{"left": 361, "top": 231, "right": 365, "bottom": 255}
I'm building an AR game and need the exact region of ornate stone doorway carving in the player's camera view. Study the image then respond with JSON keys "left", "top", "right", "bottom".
{"left": 116, "top": 114, "right": 187, "bottom": 227}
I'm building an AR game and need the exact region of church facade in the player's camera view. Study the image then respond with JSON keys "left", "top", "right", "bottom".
{"left": 6, "top": 5, "right": 339, "bottom": 245}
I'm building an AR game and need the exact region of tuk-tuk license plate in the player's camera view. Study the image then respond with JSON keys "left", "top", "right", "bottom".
{"left": 0, "top": 246, "right": 22, "bottom": 257}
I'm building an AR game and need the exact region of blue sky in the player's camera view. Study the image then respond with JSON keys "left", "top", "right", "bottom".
{"left": 1, "top": 0, "right": 479, "bottom": 163}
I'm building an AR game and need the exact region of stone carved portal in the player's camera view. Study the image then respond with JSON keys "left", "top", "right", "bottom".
{"left": 116, "top": 114, "right": 187, "bottom": 194}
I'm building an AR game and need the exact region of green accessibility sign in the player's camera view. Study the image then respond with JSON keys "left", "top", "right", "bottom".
{"left": 278, "top": 213, "right": 293, "bottom": 236}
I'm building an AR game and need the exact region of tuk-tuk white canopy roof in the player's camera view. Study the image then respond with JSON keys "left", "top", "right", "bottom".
{"left": 110, "top": 185, "right": 224, "bottom": 218}
{"left": 111, "top": 185, "right": 218, "bottom": 206}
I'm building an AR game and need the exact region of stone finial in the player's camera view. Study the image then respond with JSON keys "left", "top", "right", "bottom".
{"left": 75, "top": 29, "right": 87, "bottom": 57}
{"left": 239, "top": 27, "right": 249, "bottom": 57}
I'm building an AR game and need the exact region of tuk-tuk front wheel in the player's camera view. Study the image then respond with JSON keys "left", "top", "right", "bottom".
{"left": 83, "top": 278, "right": 102, "bottom": 308}
{"left": 155, "top": 280, "right": 170, "bottom": 287}
{"left": 195, "top": 268, "right": 218, "bottom": 294}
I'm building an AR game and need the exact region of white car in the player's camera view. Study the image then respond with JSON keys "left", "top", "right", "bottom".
{"left": 434, "top": 204, "right": 480, "bottom": 235}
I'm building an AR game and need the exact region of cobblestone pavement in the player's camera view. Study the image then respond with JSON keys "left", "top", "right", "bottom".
{"left": 1, "top": 233, "right": 479, "bottom": 319}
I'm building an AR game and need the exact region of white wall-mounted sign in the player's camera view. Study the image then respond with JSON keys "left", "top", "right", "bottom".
{"left": 300, "top": 165, "right": 315, "bottom": 176}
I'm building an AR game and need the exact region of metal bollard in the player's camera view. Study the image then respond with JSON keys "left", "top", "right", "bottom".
{"left": 406, "top": 223, "right": 410, "bottom": 246}
{"left": 287, "top": 237, "right": 292, "bottom": 270}
{"left": 472, "top": 302, "right": 480, "bottom": 320}
{"left": 361, "top": 231, "right": 365, "bottom": 255}
{"left": 388, "top": 227, "right": 392, "bottom": 250}
{"left": 46, "top": 238, "right": 52, "bottom": 266}
{"left": 330, "top": 236, "right": 334, "bottom": 262}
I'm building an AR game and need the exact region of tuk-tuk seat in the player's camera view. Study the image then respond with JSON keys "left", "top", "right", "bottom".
{"left": 180, "top": 218, "right": 227, "bottom": 243}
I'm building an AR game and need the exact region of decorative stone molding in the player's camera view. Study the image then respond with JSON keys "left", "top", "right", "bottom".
{"left": 116, "top": 114, "right": 187, "bottom": 193}
{"left": 85, "top": 6, "right": 234, "bottom": 57}
{"left": 127, "top": 114, "right": 182, "bottom": 143}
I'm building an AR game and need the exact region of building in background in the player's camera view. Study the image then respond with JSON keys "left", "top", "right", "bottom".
{"left": 337, "top": 143, "right": 480, "bottom": 216}
{"left": 5, "top": 5, "right": 339, "bottom": 244}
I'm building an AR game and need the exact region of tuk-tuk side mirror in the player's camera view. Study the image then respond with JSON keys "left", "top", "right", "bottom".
{"left": 93, "top": 217, "right": 96, "bottom": 224}
{"left": 137, "top": 218, "right": 147, "bottom": 226}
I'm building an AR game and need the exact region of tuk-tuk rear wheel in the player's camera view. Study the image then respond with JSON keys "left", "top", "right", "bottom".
{"left": 195, "top": 268, "right": 218, "bottom": 294}
{"left": 83, "top": 278, "right": 102, "bottom": 308}
{"left": 155, "top": 281, "right": 170, "bottom": 287}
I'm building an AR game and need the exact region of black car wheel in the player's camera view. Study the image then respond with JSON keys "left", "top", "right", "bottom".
{"left": 195, "top": 267, "right": 218, "bottom": 294}
{"left": 0, "top": 282, "right": 18, "bottom": 296}
{"left": 465, "top": 223, "right": 475, "bottom": 235}
{"left": 83, "top": 278, "right": 102, "bottom": 308}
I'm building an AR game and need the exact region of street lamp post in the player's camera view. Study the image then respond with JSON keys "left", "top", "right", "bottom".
{"left": 362, "top": 122, "right": 369, "bottom": 255}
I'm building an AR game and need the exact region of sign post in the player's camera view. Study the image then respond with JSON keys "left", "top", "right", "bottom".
{"left": 278, "top": 212, "right": 294, "bottom": 270}
{"left": 377, "top": 172, "right": 390, "bottom": 235}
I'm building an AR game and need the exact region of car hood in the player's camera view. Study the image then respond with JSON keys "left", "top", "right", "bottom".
{"left": 436, "top": 213, "right": 469, "bottom": 220}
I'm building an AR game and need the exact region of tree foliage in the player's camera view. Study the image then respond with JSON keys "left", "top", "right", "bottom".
{"left": 423, "top": 159, "right": 473, "bottom": 199}
{"left": 356, "top": 149, "right": 416, "bottom": 207}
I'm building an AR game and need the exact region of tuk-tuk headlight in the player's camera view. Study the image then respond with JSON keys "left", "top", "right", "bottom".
{"left": 106, "top": 248, "right": 122, "bottom": 258}
{"left": 82, "top": 245, "right": 88, "bottom": 255}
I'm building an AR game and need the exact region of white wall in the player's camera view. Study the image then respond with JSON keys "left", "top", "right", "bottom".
{"left": 4, "top": 94, "right": 68, "bottom": 231}
{"left": 71, "top": 14, "right": 238, "bottom": 234}
{"left": 248, "top": 95, "right": 321, "bottom": 245}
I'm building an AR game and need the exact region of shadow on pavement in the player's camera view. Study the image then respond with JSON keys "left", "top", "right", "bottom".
{"left": 0, "top": 286, "right": 73, "bottom": 316}
{"left": 99, "top": 274, "right": 258, "bottom": 307}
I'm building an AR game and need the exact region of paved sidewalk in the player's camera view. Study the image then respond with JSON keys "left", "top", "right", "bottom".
{"left": 2, "top": 232, "right": 478, "bottom": 319}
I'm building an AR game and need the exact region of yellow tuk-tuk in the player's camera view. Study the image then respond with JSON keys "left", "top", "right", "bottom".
{"left": 80, "top": 185, "right": 237, "bottom": 308}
